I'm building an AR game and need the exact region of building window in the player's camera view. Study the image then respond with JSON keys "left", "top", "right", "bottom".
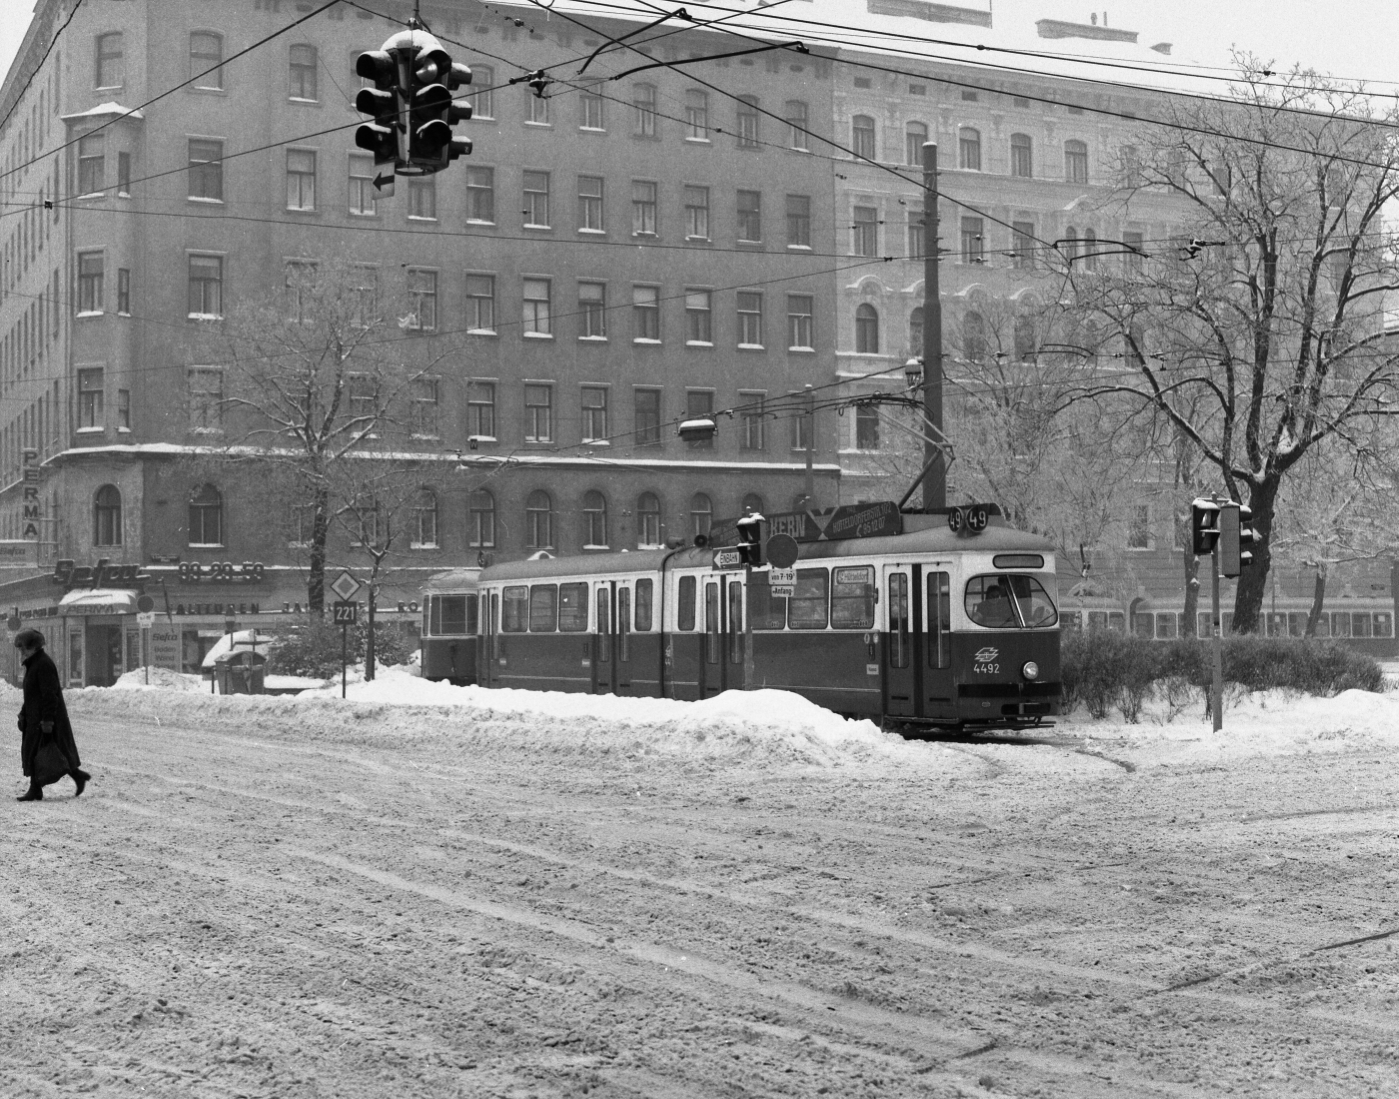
{"left": 578, "top": 175, "right": 604, "bottom": 232}
{"left": 77, "top": 253, "right": 103, "bottom": 313}
{"left": 736, "top": 96, "right": 760, "bottom": 148}
{"left": 736, "top": 190, "right": 762, "bottom": 243}
{"left": 117, "top": 269, "right": 131, "bottom": 315}
{"left": 526, "top": 87, "right": 550, "bottom": 125}
{"left": 1065, "top": 139, "right": 1089, "bottom": 184}
{"left": 785, "top": 100, "right": 809, "bottom": 150}
{"left": 791, "top": 404, "right": 811, "bottom": 452}
{"left": 633, "top": 286, "right": 660, "bottom": 341}
{"left": 286, "top": 149, "right": 316, "bottom": 210}
{"left": 851, "top": 115, "right": 876, "bottom": 160}
{"left": 737, "top": 292, "right": 763, "bottom": 348}
{"left": 189, "top": 484, "right": 224, "bottom": 546}
{"left": 117, "top": 389, "right": 130, "bottom": 429}
{"left": 350, "top": 266, "right": 377, "bottom": 328}
{"left": 1063, "top": 225, "right": 1080, "bottom": 264}
{"left": 1010, "top": 133, "right": 1033, "bottom": 178}
{"left": 635, "top": 389, "right": 661, "bottom": 447}
{"left": 685, "top": 290, "right": 712, "bottom": 344}
{"left": 740, "top": 393, "right": 766, "bottom": 451}
{"left": 579, "top": 281, "right": 606, "bottom": 339}
{"left": 77, "top": 134, "right": 104, "bottom": 195}
{"left": 787, "top": 294, "right": 813, "bottom": 350}
{"left": 465, "top": 165, "right": 494, "bottom": 222}
{"left": 632, "top": 180, "right": 657, "bottom": 236}
{"left": 411, "top": 377, "right": 440, "bottom": 438}
{"left": 466, "top": 274, "right": 495, "bottom": 332}
{"left": 78, "top": 368, "right": 103, "bottom": 428}
{"left": 905, "top": 122, "right": 928, "bottom": 167}
{"left": 523, "top": 170, "right": 550, "bottom": 227}
{"left": 1128, "top": 504, "right": 1151, "bottom": 549}
{"left": 686, "top": 390, "right": 714, "bottom": 449}
{"left": 523, "top": 278, "right": 551, "bottom": 335}
{"left": 685, "top": 89, "right": 708, "bottom": 139}
{"left": 959, "top": 128, "right": 981, "bottom": 171}
{"left": 407, "top": 269, "right": 437, "bottom": 330}
{"left": 907, "top": 205, "right": 925, "bottom": 258}
{"left": 470, "top": 66, "right": 494, "bottom": 118}
{"left": 580, "top": 89, "right": 604, "bottom": 130}
{"left": 467, "top": 382, "right": 496, "bottom": 438}
{"left": 963, "top": 310, "right": 987, "bottom": 361}
{"left": 284, "top": 260, "right": 317, "bottom": 322}
{"left": 407, "top": 177, "right": 436, "bottom": 219}
{"left": 526, "top": 490, "right": 553, "bottom": 549}
{"left": 1122, "top": 144, "right": 1142, "bottom": 186}
{"left": 188, "top": 255, "right": 223, "bottom": 318}
{"left": 346, "top": 374, "right": 375, "bottom": 423}
{"left": 190, "top": 32, "right": 223, "bottom": 89}
{"left": 852, "top": 205, "right": 877, "bottom": 257}
{"left": 348, "top": 153, "right": 376, "bottom": 215}
{"left": 96, "top": 32, "right": 124, "bottom": 88}
{"left": 581, "top": 386, "right": 608, "bottom": 440}
{"left": 637, "top": 492, "right": 662, "bottom": 546}
{"left": 960, "top": 217, "right": 984, "bottom": 264}
{"left": 583, "top": 491, "right": 609, "bottom": 548}
{"left": 1123, "top": 230, "right": 1144, "bottom": 273}
{"left": 684, "top": 185, "right": 710, "bottom": 240}
{"left": 690, "top": 493, "right": 713, "bottom": 539}
{"left": 909, "top": 307, "right": 924, "bottom": 359}
{"left": 1014, "top": 316, "right": 1037, "bottom": 362}
{"left": 856, "top": 404, "right": 880, "bottom": 450}
{"left": 786, "top": 194, "right": 811, "bottom": 248}
{"left": 524, "top": 384, "right": 553, "bottom": 442}
{"left": 855, "top": 303, "right": 879, "bottom": 353}
{"left": 411, "top": 489, "right": 439, "bottom": 548}
{"left": 1083, "top": 228, "right": 1099, "bottom": 271}
{"left": 468, "top": 490, "right": 496, "bottom": 547}
{"left": 633, "top": 83, "right": 657, "bottom": 137}
{"left": 289, "top": 44, "right": 317, "bottom": 100}
{"left": 188, "top": 370, "right": 224, "bottom": 430}
{"left": 187, "top": 139, "right": 224, "bottom": 200}
{"left": 1012, "top": 221, "right": 1035, "bottom": 269}
{"left": 117, "top": 153, "right": 130, "bottom": 196}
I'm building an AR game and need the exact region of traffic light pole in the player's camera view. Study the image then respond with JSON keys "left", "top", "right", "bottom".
{"left": 744, "top": 564, "right": 755, "bottom": 690}
{"left": 1211, "top": 544, "right": 1223, "bottom": 732}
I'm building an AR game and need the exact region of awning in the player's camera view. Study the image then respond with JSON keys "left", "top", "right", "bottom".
{"left": 57, "top": 589, "right": 139, "bottom": 615}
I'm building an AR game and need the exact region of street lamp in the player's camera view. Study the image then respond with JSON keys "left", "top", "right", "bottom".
{"left": 904, "top": 358, "right": 923, "bottom": 391}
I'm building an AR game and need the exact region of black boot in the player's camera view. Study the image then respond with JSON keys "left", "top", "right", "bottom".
{"left": 16, "top": 785, "right": 42, "bottom": 802}
{"left": 70, "top": 769, "right": 90, "bottom": 797}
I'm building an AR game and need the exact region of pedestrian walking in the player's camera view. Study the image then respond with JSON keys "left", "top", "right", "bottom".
{"left": 14, "top": 628, "right": 89, "bottom": 802}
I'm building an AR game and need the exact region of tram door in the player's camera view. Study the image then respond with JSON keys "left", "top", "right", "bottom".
{"left": 922, "top": 569, "right": 956, "bottom": 716}
{"left": 482, "top": 591, "right": 500, "bottom": 687}
{"left": 699, "top": 575, "right": 745, "bottom": 696}
{"left": 593, "top": 581, "right": 618, "bottom": 694}
{"left": 883, "top": 566, "right": 918, "bottom": 717}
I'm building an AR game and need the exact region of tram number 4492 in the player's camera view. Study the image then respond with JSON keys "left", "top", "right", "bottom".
{"left": 973, "top": 662, "right": 1000, "bottom": 675}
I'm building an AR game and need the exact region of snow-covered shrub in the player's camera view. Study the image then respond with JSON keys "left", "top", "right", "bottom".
{"left": 264, "top": 618, "right": 419, "bottom": 678}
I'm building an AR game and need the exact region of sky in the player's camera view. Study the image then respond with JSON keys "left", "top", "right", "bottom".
{"left": 1, "top": 1, "right": 1397, "bottom": 94}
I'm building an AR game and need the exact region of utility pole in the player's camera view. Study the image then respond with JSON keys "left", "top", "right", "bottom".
{"left": 921, "top": 142, "right": 945, "bottom": 512}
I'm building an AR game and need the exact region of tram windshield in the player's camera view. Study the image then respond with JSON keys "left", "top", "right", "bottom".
{"left": 965, "top": 574, "right": 1058, "bottom": 628}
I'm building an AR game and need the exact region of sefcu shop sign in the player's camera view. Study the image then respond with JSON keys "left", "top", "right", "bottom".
{"left": 53, "top": 558, "right": 151, "bottom": 591}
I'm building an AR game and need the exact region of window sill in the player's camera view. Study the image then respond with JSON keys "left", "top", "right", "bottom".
{"left": 75, "top": 311, "right": 104, "bottom": 319}
{"left": 118, "top": 427, "right": 131, "bottom": 434}
{"left": 285, "top": 207, "right": 319, "bottom": 215}
{"left": 468, "top": 436, "right": 498, "bottom": 444}
{"left": 190, "top": 428, "right": 225, "bottom": 435}
{"left": 686, "top": 340, "right": 713, "bottom": 348}
{"left": 685, "top": 236, "right": 711, "bottom": 244}
{"left": 633, "top": 338, "right": 661, "bottom": 346}
{"left": 348, "top": 211, "right": 380, "bottom": 218}
{"left": 584, "top": 439, "right": 610, "bottom": 447}
{"left": 788, "top": 346, "right": 815, "bottom": 353}
{"left": 188, "top": 197, "right": 225, "bottom": 205}
{"left": 577, "top": 228, "right": 605, "bottom": 235}
{"left": 288, "top": 97, "right": 320, "bottom": 105}
{"left": 583, "top": 544, "right": 611, "bottom": 551}
{"left": 407, "top": 216, "right": 439, "bottom": 223}
{"left": 737, "top": 239, "right": 763, "bottom": 248}
{"left": 522, "top": 224, "right": 553, "bottom": 231}
{"left": 189, "top": 543, "right": 226, "bottom": 550}
{"left": 522, "top": 332, "right": 554, "bottom": 340}
{"left": 76, "top": 427, "right": 104, "bottom": 435}
{"left": 787, "top": 244, "right": 812, "bottom": 252}
{"left": 737, "top": 343, "right": 766, "bottom": 351}
{"left": 684, "top": 137, "right": 711, "bottom": 144}
{"left": 190, "top": 85, "right": 226, "bottom": 95}
{"left": 410, "top": 543, "right": 441, "bottom": 551}
{"left": 466, "top": 219, "right": 496, "bottom": 226}
{"left": 467, "top": 328, "right": 498, "bottom": 337}
{"left": 578, "top": 336, "right": 608, "bottom": 343}
{"left": 523, "top": 121, "right": 553, "bottom": 129}
{"left": 470, "top": 116, "right": 497, "bottom": 124}
{"left": 579, "top": 126, "right": 606, "bottom": 134}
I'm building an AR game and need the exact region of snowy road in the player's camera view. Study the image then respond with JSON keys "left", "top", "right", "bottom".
{"left": 3, "top": 679, "right": 1398, "bottom": 1098}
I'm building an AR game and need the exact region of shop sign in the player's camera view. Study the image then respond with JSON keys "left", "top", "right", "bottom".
{"left": 169, "top": 602, "right": 261, "bottom": 617}
{"left": 53, "top": 558, "right": 150, "bottom": 591}
{"left": 0, "top": 541, "right": 36, "bottom": 565}
{"left": 149, "top": 625, "right": 183, "bottom": 672}
{"left": 176, "top": 561, "right": 266, "bottom": 583}
{"left": 21, "top": 448, "right": 41, "bottom": 540}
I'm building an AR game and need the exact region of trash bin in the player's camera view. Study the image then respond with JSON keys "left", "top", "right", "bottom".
{"left": 213, "top": 650, "right": 267, "bottom": 694}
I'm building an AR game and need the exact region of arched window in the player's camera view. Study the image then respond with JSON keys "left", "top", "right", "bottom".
{"left": 851, "top": 115, "right": 876, "bottom": 160}
{"left": 188, "top": 484, "right": 223, "bottom": 546}
{"left": 526, "top": 490, "right": 553, "bottom": 550}
{"left": 855, "top": 304, "right": 880, "bottom": 354}
{"left": 742, "top": 492, "right": 764, "bottom": 517}
{"left": 94, "top": 484, "right": 121, "bottom": 547}
{"left": 959, "top": 127, "right": 981, "bottom": 171}
{"left": 412, "top": 488, "right": 438, "bottom": 548}
{"left": 583, "top": 490, "right": 608, "bottom": 548}
{"left": 690, "top": 493, "right": 713, "bottom": 541}
{"left": 963, "top": 311, "right": 986, "bottom": 362}
{"left": 1065, "top": 139, "right": 1089, "bottom": 184}
{"left": 1083, "top": 228, "right": 1098, "bottom": 270}
{"left": 468, "top": 489, "right": 495, "bottom": 548}
{"left": 637, "top": 492, "right": 662, "bottom": 547}
{"left": 1063, "top": 225, "right": 1080, "bottom": 264}
{"left": 1010, "top": 133, "right": 1032, "bottom": 177}
{"left": 905, "top": 121, "right": 928, "bottom": 167}
{"left": 908, "top": 306, "right": 925, "bottom": 359}
{"left": 1014, "top": 316, "right": 1037, "bottom": 362}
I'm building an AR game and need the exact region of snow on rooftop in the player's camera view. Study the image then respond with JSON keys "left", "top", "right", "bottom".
{"left": 60, "top": 101, "right": 144, "bottom": 121}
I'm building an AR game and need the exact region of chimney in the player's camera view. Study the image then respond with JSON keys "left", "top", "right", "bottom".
{"left": 1151, "top": 41, "right": 1172, "bottom": 54}
{"left": 1090, "top": 12, "right": 1096, "bottom": 23}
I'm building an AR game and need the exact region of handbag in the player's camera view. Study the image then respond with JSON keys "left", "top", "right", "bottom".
{"left": 32, "top": 733, "right": 70, "bottom": 787}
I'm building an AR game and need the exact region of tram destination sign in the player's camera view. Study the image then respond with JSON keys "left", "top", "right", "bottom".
{"left": 765, "top": 500, "right": 903, "bottom": 544}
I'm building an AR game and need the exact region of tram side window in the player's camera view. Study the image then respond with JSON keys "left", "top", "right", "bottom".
{"left": 558, "top": 583, "right": 589, "bottom": 631}
{"left": 928, "top": 571, "right": 950, "bottom": 669}
{"left": 788, "top": 568, "right": 829, "bottom": 630}
{"left": 529, "top": 584, "right": 558, "bottom": 631}
{"left": 466, "top": 594, "right": 479, "bottom": 634}
{"left": 635, "top": 578, "right": 654, "bottom": 631}
{"left": 888, "top": 573, "right": 909, "bottom": 669}
{"left": 502, "top": 586, "right": 529, "bottom": 632}
{"left": 1376, "top": 612, "right": 1393, "bottom": 638}
{"left": 619, "top": 587, "right": 631, "bottom": 661}
{"left": 678, "top": 575, "right": 697, "bottom": 631}
{"left": 748, "top": 571, "right": 787, "bottom": 630}
{"left": 704, "top": 581, "right": 720, "bottom": 664}
{"left": 830, "top": 566, "right": 875, "bottom": 629}
{"left": 441, "top": 595, "right": 468, "bottom": 635}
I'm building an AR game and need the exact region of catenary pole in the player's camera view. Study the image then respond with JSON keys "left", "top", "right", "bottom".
{"left": 922, "top": 142, "right": 945, "bottom": 511}
{"left": 1212, "top": 539, "right": 1223, "bottom": 732}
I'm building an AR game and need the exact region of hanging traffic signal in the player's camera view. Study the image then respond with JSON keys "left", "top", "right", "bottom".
{"left": 353, "top": 49, "right": 401, "bottom": 184}
{"left": 1191, "top": 498, "right": 1221, "bottom": 556}
{"left": 735, "top": 513, "right": 766, "bottom": 568}
{"left": 1219, "top": 502, "right": 1257, "bottom": 578}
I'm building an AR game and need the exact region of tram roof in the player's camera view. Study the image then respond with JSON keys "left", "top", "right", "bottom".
{"left": 478, "top": 525, "right": 1055, "bottom": 584}
{"left": 422, "top": 567, "right": 482, "bottom": 592}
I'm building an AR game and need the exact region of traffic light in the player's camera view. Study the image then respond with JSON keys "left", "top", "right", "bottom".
{"left": 1191, "top": 498, "right": 1221, "bottom": 556}
{"left": 354, "top": 49, "right": 401, "bottom": 181}
{"left": 404, "top": 40, "right": 473, "bottom": 172}
{"left": 1218, "top": 502, "right": 1257, "bottom": 578}
{"left": 735, "top": 513, "right": 766, "bottom": 568}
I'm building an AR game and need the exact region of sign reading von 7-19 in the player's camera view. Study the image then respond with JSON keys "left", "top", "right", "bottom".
{"left": 332, "top": 600, "right": 359, "bottom": 625}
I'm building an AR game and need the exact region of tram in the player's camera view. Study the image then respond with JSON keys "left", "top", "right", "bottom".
{"left": 419, "top": 567, "right": 481, "bottom": 684}
{"left": 468, "top": 506, "right": 1062, "bottom": 728}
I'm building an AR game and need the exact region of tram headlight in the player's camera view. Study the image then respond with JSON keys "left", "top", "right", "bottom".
{"left": 1022, "top": 661, "right": 1040, "bottom": 681}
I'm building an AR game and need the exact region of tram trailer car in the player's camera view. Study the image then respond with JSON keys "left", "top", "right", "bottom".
{"left": 472, "top": 520, "right": 1061, "bottom": 728}
{"left": 420, "top": 568, "right": 481, "bottom": 685}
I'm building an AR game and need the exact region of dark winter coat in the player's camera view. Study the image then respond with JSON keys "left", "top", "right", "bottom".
{"left": 18, "top": 648, "right": 80, "bottom": 779}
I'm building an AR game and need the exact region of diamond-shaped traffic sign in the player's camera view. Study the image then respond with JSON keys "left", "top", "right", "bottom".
{"left": 330, "top": 570, "right": 360, "bottom": 602}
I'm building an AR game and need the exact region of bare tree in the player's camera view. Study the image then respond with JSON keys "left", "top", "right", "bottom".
{"left": 1061, "top": 58, "right": 1399, "bottom": 631}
